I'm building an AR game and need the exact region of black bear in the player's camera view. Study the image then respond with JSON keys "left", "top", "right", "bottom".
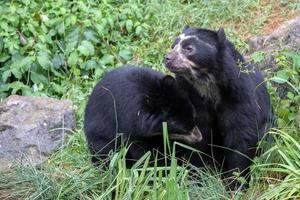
{"left": 165, "top": 27, "right": 272, "bottom": 189}
{"left": 84, "top": 66, "right": 202, "bottom": 166}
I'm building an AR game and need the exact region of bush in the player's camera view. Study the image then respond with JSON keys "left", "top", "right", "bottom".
{"left": 0, "top": 1, "right": 155, "bottom": 98}
{"left": 0, "top": 0, "right": 267, "bottom": 100}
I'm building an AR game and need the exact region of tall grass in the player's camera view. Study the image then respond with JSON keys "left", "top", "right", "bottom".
{"left": 0, "top": 124, "right": 229, "bottom": 200}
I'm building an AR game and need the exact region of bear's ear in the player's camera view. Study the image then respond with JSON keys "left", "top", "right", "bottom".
{"left": 217, "top": 28, "right": 226, "bottom": 44}
{"left": 161, "top": 75, "right": 175, "bottom": 89}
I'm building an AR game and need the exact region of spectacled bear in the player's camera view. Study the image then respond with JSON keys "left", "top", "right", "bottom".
{"left": 84, "top": 66, "right": 202, "bottom": 166}
{"left": 165, "top": 27, "right": 272, "bottom": 189}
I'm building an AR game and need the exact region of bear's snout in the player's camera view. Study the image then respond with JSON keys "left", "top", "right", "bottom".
{"left": 164, "top": 52, "right": 175, "bottom": 65}
{"left": 164, "top": 51, "right": 183, "bottom": 72}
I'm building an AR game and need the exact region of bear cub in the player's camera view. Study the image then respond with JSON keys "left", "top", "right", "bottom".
{"left": 84, "top": 66, "right": 202, "bottom": 166}
{"left": 165, "top": 27, "right": 272, "bottom": 189}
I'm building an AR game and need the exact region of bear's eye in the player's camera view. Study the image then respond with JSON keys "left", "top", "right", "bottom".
{"left": 183, "top": 45, "right": 195, "bottom": 53}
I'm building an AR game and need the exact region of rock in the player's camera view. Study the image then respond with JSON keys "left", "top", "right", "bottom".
{"left": 247, "top": 16, "right": 300, "bottom": 70}
{"left": 0, "top": 95, "right": 76, "bottom": 168}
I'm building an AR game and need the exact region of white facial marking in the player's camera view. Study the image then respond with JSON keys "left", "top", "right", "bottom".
{"left": 199, "top": 40, "right": 215, "bottom": 49}
{"left": 174, "top": 34, "right": 199, "bottom": 51}
{"left": 172, "top": 33, "right": 220, "bottom": 104}
{"left": 172, "top": 34, "right": 199, "bottom": 68}
{"left": 175, "top": 33, "right": 215, "bottom": 50}
{"left": 172, "top": 33, "right": 216, "bottom": 69}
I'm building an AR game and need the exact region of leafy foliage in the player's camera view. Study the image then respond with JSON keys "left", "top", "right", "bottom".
{"left": 0, "top": 0, "right": 273, "bottom": 100}
{"left": 0, "top": 0, "right": 154, "bottom": 98}
{"left": 271, "top": 51, "right": 300, "bottom": 127}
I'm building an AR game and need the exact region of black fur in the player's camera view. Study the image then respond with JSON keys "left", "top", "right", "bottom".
{"left": 84, "top": 66, "right": 202, "bottom": 166}
{"left": 165, "top": 27, "right": 272, "bottom": 189}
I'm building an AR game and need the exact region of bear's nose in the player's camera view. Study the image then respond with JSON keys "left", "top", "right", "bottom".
{"left": 165, "top": 53, "right": 173, "bottom": 63}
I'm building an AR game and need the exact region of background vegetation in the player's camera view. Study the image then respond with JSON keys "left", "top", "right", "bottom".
{"left": 0, "top": 0, "right": 299, "bottom": 199}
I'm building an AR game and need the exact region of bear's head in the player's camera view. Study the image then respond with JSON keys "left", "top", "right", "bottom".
{"left": 146, "top": 75, "right": 203, "bottom": 144}
{"left": 164, "top": 27, "right": 238, "bottom": 102}
{"left": 164, "top": 27, "right": 227, "bottom": 77}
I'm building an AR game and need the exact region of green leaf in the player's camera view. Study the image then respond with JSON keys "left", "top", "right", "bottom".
{"left": 251, "top": 51, "right": 265, "bottom": 63}
{"left": 0, "top": 54, "right": 10, "bottom": 63}
{"left": 65, "top": 41, "right": 78, "bottom": 54}
{"left": 71, "top": 66, "right": 81, "bottom": 76}
{"left": 84, "top": 29, "right": 99, "bottom": 43}
{"left": 2, "top": 70, "right": 11, "bottom": 82}
{"left": 57, "top": 22, "right": 65, "bottom": 35}
{"left": 78, "top": 40, "right": 94, "bottom": 56}
{"left": 126, "top": 20, "right": 133, "bottom": 32}
{"left": 50, "top": 82, "right": 66, "bottom": 94}
{"left": 287, "top": 92, "right": 294, "bottom": 100}
{"left": 11, "top": 68, "right": 22, "bottom": 79}
{"left": 10, "top": 57, "right": 31, "bottom": 72}
{"left": 273, "top": 70, "right": 289, "bottom": 84}
{"left": 0, "top": 22, "right": 9, "bottom": 32}
{"left": 37, "top": 52, "right": 52, "bottom": 69}
{"left": 107, "top": 17, "right": 114, "bottom": 27}
{"left": 100, "top": 54, "right": 114, "bottom": 65}
{"left": 282, "top": 51, "right": 300, "bottom": 69}
{"left": 0, "top": 84, "right": 9, "bottom": 93}
{"left": 119, "top": 49, "right": 132, "bottom": 61}
{"left": 50, "top": 68, "right": 63, "bottom": 78}
{"left": 85, "top": 60, "right": 97, "bottom": 70}
{"left": 293, "top": 54, "right": 300, "bottom": 69}
{"left": 68, "top": 51, "right": 78, "bottom": 66}
{"left": 8, "top": 81, "right": 29, "bottom": 94}
{"left": 66, "top": 28, "right": 80, "bottom": 43}
{"left": 95, "top": 23, "right": 108, "bottom": 35}
{"left": 66, "top": 15, "right": 77, "bottom": 26}
{"left": 52, "top": 53, "right": 65, "bottom": 68}
{"left": 9, "top": 5, "right": 16, "bottom": 13}
{"left": 135, "top": 26, "right": 142, "bottom": 35}
{"left": 95, "top": 68, "right": 104, "bottom": 79}
{"left": 278, "top": 106, "right": 290, "bottom": 119}
{"left": 31, "top": 71, "right": 48, "bottom": 84}
{"left": 0, "top": 37, "right": 3, "bottom": 53}
{"left": 20, "top": 57, "right": 32, "bottom": 70}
